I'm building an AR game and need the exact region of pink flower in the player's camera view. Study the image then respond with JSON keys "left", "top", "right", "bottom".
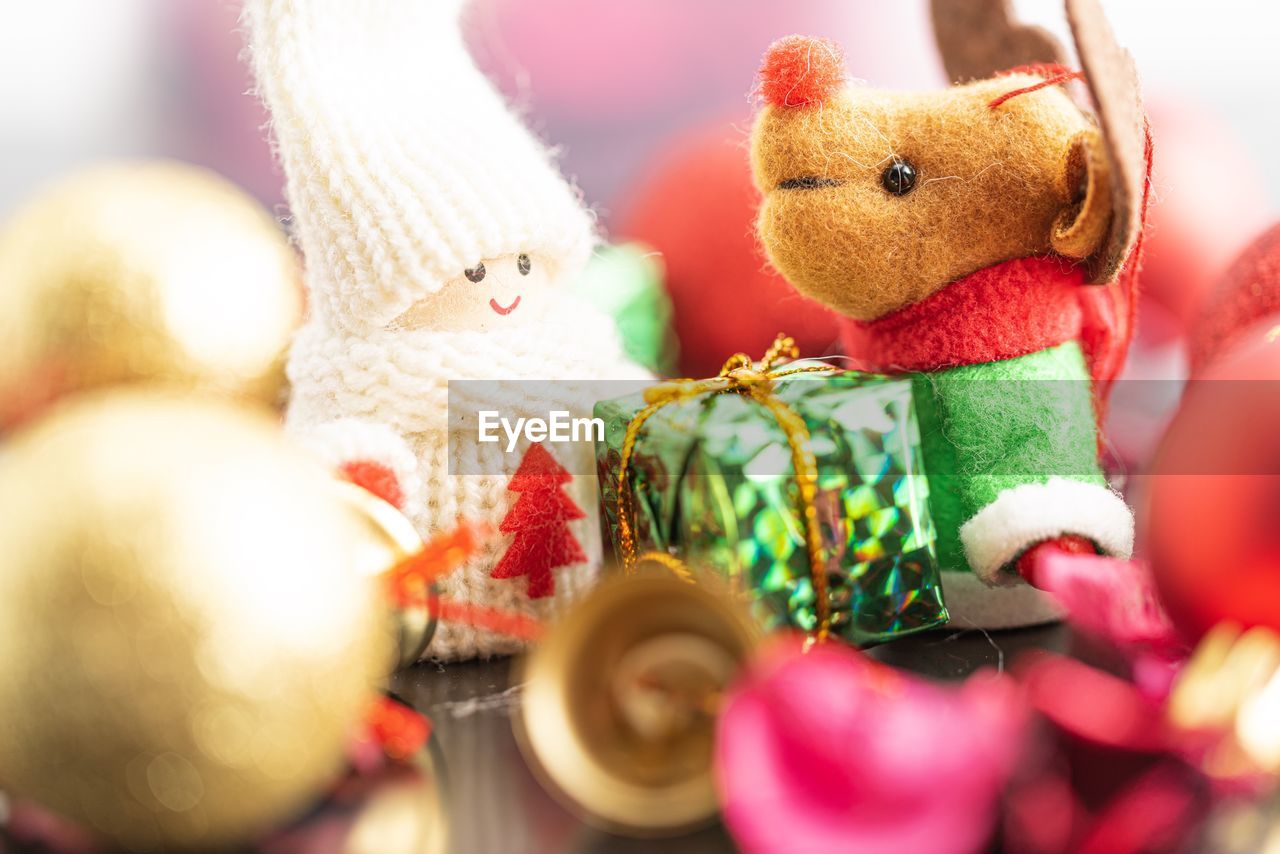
{"left": 715, "top": 638, "right": 1028, "bottom": 854}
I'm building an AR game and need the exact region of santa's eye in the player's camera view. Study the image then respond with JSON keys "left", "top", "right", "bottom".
{"left": 464, "top": 263, "right": 486, "bottom": 283}
{"left": 517, "top": 254, "right": 531, "bottom": 276}
{"left": 778, "top": 176, "right": 842, "bottom": 190}
{"left": 881, "top": 161, "right": 918, "bottom": 196}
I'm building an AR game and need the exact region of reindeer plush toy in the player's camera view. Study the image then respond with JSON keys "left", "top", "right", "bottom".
{"left": 751, "top": 0, "right": 1151, "bottom": 627}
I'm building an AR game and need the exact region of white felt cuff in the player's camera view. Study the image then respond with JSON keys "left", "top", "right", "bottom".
{"left": 959, "top": 477, "right": 1134, "bottom": 584}
{"left": 294, "top": 418, "right": 424, "bottom": 518}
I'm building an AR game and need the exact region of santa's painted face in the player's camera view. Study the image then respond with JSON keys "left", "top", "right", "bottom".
{"left": 389, "top": 252, "right": 554, "bottom": 332}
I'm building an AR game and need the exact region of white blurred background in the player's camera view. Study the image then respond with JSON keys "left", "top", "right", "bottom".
{"left": 2, "top": 0, "right": 1276, "bottom": 210}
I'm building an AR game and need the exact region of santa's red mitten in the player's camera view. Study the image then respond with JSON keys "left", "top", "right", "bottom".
{"left": 295, "top": 419, "right": 423, "bottom": 518}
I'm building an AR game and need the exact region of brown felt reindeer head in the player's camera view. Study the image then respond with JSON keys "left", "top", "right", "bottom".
{"left": 750, "top": 0, "right": 1147, "bottom": 323}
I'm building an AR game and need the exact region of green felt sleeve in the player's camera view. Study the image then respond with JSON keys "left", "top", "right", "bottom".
{"left": 911, "top": 341, "right": 1105, "bottom": 574}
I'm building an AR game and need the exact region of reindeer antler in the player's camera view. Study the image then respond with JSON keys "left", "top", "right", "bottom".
{"left": 1067, "top": 0, "right": 1147, "bottom": 283}
{"left": 933, "top": 0, "right": 1146, "bottom": 282}
{"left": 930, "top": 0, "right": 1067, "bottom": 83}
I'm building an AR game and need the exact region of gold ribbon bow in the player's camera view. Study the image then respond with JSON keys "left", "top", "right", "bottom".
{"left": 616, "top": 334, "right": 835, "bottom": 640}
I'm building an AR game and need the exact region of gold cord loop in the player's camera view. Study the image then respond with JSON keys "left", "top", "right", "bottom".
{"left": 614, "top": 333, "right": 833, "bottom": 640}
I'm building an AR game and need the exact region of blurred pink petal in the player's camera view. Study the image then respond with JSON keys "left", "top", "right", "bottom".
{"left": 1016, "top": 651, "right": 1172, "bottom": 752}
{"left": 715, "top": 638, "right": 1027, "bottom": 854}
{"left": 1035, "top": 554, "right": 1174, "bottom": 648}
{"left": 1033, "top": 553, "right": 1189, "bottom": 697}
{"left": 1008, "top": 652, "right": 1213, "bottom": 852}
{"left": 1075, "top": 765, "right": 1207, "bottom": 854}
{"left": 5, "top": 799, "right": 102, "bottom": 853}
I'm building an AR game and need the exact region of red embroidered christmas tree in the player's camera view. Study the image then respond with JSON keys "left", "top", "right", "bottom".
{"left": 490, "top": 443, "right": 586, "bottom": 598}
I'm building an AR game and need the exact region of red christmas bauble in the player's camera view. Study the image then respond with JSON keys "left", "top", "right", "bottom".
{"left": 1136, "top": 99, "right": 1272, "bottom": 348}
{"left": 615, "top": 121, "right": 840, "bottom": 377}
{"left": 1188, "top": 222, "right": 1280, "bottom": 375}
{"left": 1147, "top": 318, "right": 1280, "bottom": 640}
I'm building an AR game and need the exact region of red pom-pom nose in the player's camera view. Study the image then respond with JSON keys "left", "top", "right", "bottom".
{"left": 758, "top": 35, "right": 845, "bottom": 109}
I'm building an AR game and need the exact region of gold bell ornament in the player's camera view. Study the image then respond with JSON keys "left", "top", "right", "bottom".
{"left": 515, "top": 564, "right": 761, "bottom": 836}
{"left": 0, "top": 161, "right": 302, "bottom": 428}
{"left": 0, "top": 390, "right": 392, "bottom": 851}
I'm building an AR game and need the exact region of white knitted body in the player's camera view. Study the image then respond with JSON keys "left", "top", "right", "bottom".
{"left": 289, "top": 304, "right": 644, "bottom": 660}
{"left": 245, "top": 0, "right": 647, "bottom": 659}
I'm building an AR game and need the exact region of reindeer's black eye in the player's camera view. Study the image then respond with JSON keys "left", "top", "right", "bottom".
{"left": 881, "top": 161, "right": 918, "bottom": 196}
{"left": 778, "top": 176, "right": 842, "bottom": 190}
{"left": 517, "top": 254, "right": 531, "bottom": 276}
{"left": 464, "top": 263, "right": 486, "bottom": 283}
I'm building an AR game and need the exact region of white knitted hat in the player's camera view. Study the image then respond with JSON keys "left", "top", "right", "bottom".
{"left": 244, "top": 0, "right": 595, "bottom": 333}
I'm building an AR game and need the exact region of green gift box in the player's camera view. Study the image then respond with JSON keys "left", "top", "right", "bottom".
{"left": 594, "top": 351, "right": 947, "bottom": 645}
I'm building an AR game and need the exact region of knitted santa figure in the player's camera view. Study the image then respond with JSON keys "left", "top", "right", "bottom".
{"left": 244, "top": 0, "right": 645, "bottom": 660}
{"left": 749, "top": 0, "right": 1149, "bottom": 628}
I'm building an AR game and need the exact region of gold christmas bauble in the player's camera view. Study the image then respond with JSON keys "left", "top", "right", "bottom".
{"left": 0, "top": 161, "right": 302, "bottom": 428}
{"left": 0, "top": 391, "right": 393, "bottom": 851}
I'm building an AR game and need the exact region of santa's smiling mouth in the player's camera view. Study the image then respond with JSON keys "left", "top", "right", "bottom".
{"left": 489, "top": 296, "right": 521, "bottom": 315}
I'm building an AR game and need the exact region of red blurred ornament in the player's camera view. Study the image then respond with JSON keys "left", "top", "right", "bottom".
{"left": 1188, "top": 222, "right": 1280, "bottom": 375}
{"left": 1146, "top": 317, "right": 1280, "bottom": 641}
{"left": 1137, "top": 99, "right": 1272, "bottom": 349}
{"left": 359, "top": 696, "right": 433, "bottom": 763}
{"left": 615, "top": 121, "right": 840, "bottom": 376}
